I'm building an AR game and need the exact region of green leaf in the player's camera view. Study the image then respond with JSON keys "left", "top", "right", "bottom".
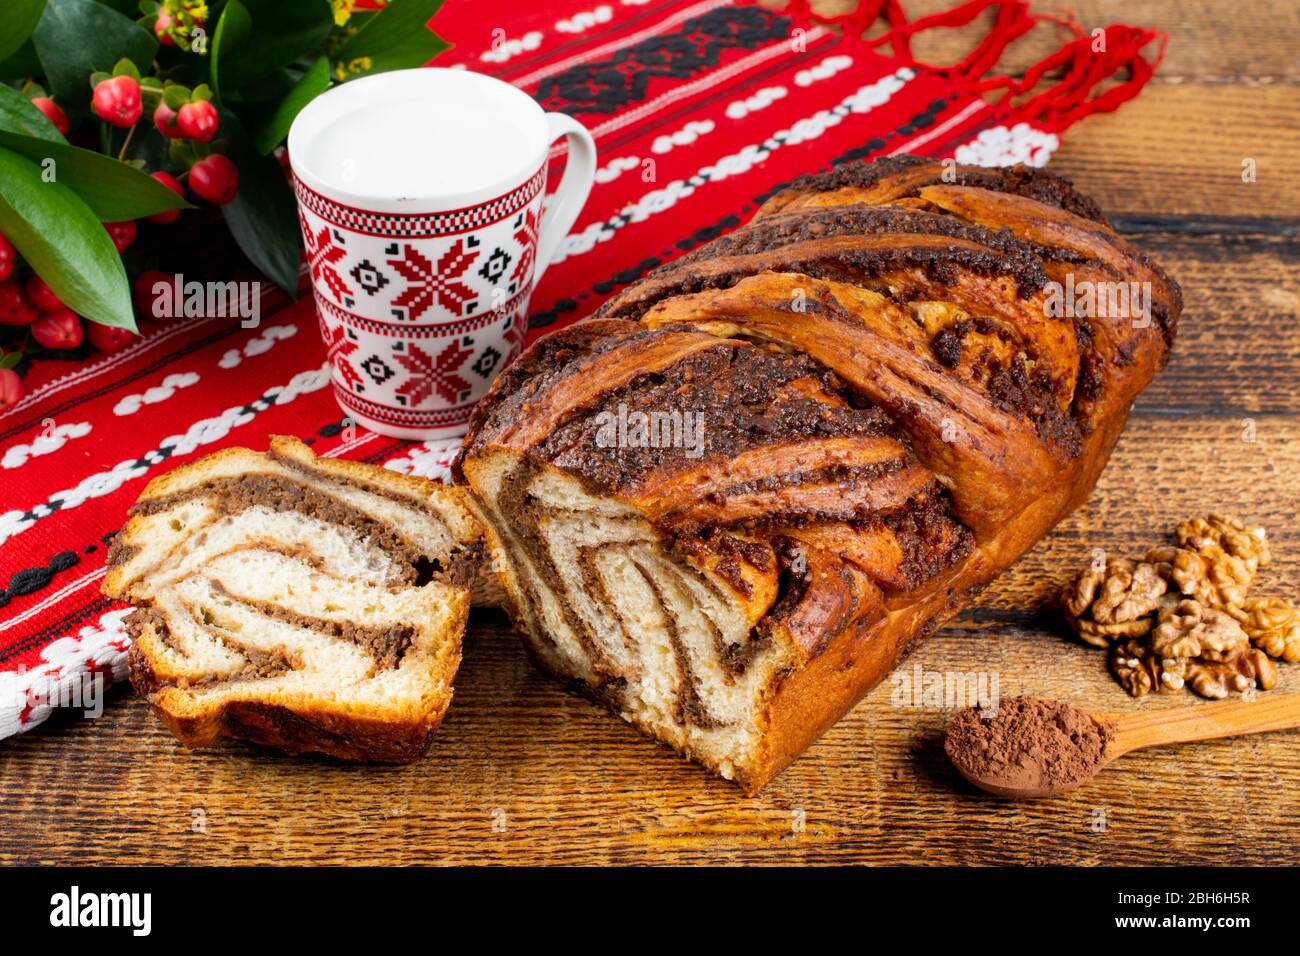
{"left": 0, "top": 146, "right": 135, "bottom": 331}
{"left": 218, "top": 0, "right": 333, "bottom": 92}
{"left": 0, "top": 130, "right": 192, "bottom": 220}
{"left": 0, "top": 84, "right": 63, "bottom": 141}
{"left": 163, "top": 83, "right": 190, "bottom": 110}
{"left": 209, "top": 0, "right": 251, "bottom": 104}
{"left": 334, "top": 0, "right": 444, "bottom": 58}
{"left": 219, "top": 112, "right": 300, "bottom": 296}
{"left": 251, "top": 56, "right": 330, "bottom": 155}
{"left": 0, "top": 0, "right": 47, "bottom": 65}
{"left": 0, "top": 351, "right": 21, "bottom": 370}
{"left": 0, "top": 90, "right": 189, "bottom": 221}
{"left": 0, "top": 39, "right": 43, "bottom": 82}
{"left": 111, "top": 56, "right": 141, "bottom": 79}
{"left": 336, "top": 29, "right": 449, "bottom": 79}
{"left": 31, "top": 0, "right": 157, "bottom": 116}
{"left": 334, "top": 0, "right": 449, "bottom": 76}
{"left": 226, "top": 65, "right": 298, "bottom": 105}
{"left": 167, "top": 138, "right": 199, "bottom": 169}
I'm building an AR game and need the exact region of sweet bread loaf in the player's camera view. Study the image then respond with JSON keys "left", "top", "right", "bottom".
{"left": 455, "top": 155, "right": 1180, "bottom": 793}
{"left": 104, "top": 436, "right": 481, "bottom": 761}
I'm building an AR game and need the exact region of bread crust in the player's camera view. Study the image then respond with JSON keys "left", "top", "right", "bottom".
{"left": 126, "top": 604, "right": 465, "bottom": 763}
{"left": 740, "top": 408, "right": 1129, "bottom": 793}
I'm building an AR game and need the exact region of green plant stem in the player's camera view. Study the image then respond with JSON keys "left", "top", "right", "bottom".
{"left": 116, "top": 124, "right": 137, "bottom": 162}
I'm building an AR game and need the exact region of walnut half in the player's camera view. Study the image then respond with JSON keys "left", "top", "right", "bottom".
{"left": 1110, "top": 638, "right": 1188, "bottom": 697}
{"left": 1178, "top": 515, "right": 1270, "bottom": 575}
{"left": 1150, "top": 599, "right": 1249, "bottom": 659}
{"left": 1062, "top": 558, "right": 1166, "bottom": 648}
{"left": 1145, "top": 543, "right": 1253, "bottom": 609}
{"left": 1228, "top": 596, "right": 1300, "bottom": 663}
{"left": 1186, "top": 649, "right": 1277, "bottom": 700}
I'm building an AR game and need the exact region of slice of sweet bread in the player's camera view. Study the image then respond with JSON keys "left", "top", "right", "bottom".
{"left": 103, "top": 436, "right": 482, "bottom": 762}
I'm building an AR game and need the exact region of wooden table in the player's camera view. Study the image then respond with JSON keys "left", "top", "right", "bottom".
{"left": 3, "top": 0, "right": 1298, "bottom": 866}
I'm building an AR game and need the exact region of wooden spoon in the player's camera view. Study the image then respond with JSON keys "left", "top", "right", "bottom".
{"left": 952, "top": 694, "right": 1300, "bottom": 799}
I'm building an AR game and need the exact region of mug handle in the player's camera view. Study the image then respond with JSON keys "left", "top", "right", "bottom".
{"left": 533, "top": 113, "right": 596, "bottom": 288}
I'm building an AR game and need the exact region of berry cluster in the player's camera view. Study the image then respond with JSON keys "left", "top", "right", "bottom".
{"left": 0, "top": 232, "right": 126, "bottom": 409}
{"left": 0, "top": 3, "right": 241, "bottom": 413}
{"left": 87, "top": 60, "right": 239, "bottom": 207}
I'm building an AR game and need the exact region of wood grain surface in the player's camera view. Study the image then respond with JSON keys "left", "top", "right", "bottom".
{"left": 3, "top": 0, "right": 1299, "bottom": 866}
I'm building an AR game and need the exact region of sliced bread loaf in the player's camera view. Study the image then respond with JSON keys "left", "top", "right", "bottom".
{"left": 103, "top": 436, "right": 481, "bottom": 761}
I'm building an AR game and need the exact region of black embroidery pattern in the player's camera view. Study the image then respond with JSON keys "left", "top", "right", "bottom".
{"left": 350, "top": 259, "right": 390, "bottom": 296}
{"left": 317, "top": 417, "right": 350, "bottom": 438}
{"left": 537, "top": 7, "right": 792, "bottom": 114}
{"left": 824, "top": 98, "right": 952, "bottom": 167}
{"left": 529, "top": 297, "right": 581, "bottom": 330}
{"left": 471, "top": 346, "right": 503, "bottom": 378}
{"left": 0, "top": 550, "right": 80, "bottom": 609}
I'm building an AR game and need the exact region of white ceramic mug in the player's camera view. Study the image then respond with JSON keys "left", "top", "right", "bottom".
{"left": 289, "top": 68, "right": 596, "bottom": 439}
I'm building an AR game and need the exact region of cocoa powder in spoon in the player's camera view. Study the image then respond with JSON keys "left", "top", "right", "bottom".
{"left": 945, "top": 696, "right": 1116, "bottom": 793}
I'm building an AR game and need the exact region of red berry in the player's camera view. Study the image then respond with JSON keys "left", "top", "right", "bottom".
{"left": 85, "top": 322, "right": 137, "bottom": 354}
{"left": 189, "top": 154, "right": 239, "bottom": 205}
{"left": 25, "top": 274, "right": 64, "bottom": 312}
{"left": 155, "top": 11, "right": 177, "bottom": 46}
{"left": 0, "top": 368, "right": 22, "bottom": 412}
{"left": 92, "top": 75, "right": 143, "bottom": 128}
{"left": 177, "top": 100, "right": 219, "bottom": 143}
{"left": 0, "top": 278, "right": 39, "bottom": 326}
{"left": 147, "top": 172, "right": 185, "bottom": 224}
{"left": 31, "top": 309, "right": 84, "bottom": 350}
{"left": 134, "top": 269, "right": 174, "bottom": 320}
{"left": 153, "top": 100, "right": 184, "bottom": 139}
{"left": 0, "top": 232, "right": 13, "bottom": 282}
{"left": 105, "top": 220, "right": 137, "bottom": 252}
{"left": 32, "top": 97, "right": 69, "bottom": 137}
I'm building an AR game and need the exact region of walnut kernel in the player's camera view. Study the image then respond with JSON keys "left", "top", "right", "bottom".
{"left": 1150, "top": 600, "right": 1249, "bottom": 659}
{"left": 1184, "top": 649, "right": 1271, "bottom": 700}
{"left": 1062, "top": 558, "right": 1165, "bottom": 647}
{"left": 1075, "top": 617, "right": 1153, "bottom": 648}
{"left": 1228, "top": 596, "right": 1300, "bottom": 663}
{"left": 1109, "top": 640, "right": 1155, "bottom": 697}
{"left": 1068, "top": 516, "right": 1291, "bottom": 702}
{"left": 1146, "top": 543, "right": 1252, "bottom": 609}
{"left": 1177, "top": 515, "right": 1270, "bottom": 574}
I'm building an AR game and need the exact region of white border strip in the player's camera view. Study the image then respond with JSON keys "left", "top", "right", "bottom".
{"left": 0, "top": 567, "right": 107, "bottom": 633}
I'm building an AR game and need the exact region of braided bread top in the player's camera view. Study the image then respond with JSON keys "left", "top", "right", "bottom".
{"left": 458, "top": 156, "right": 1180, "bottom": 651}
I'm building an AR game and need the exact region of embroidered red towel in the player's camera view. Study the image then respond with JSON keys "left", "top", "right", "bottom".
{"left": 0, "top": 0, "right": 1165, "bottom": 739}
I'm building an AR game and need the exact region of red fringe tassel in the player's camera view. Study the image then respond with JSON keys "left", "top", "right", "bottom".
{"left": 783, "top": 0, "right": 1166, "bottom": 131}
